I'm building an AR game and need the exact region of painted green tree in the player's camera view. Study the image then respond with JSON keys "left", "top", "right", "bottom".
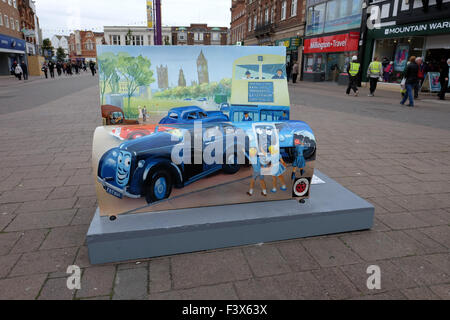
{"left": 98, "top": 52, "right": 119, "bottom": 105}
{"left": 116, "top": 53, "right": 155, "bottom": 111}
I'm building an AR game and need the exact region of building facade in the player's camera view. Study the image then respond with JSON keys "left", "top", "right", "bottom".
{"left": 69, "top": 30, "right": 105, "bottom": 62}
{"left": 302, "top": 0, "right": 364, "bottom": 82}
{"left": 362, "top": 0, "right": 450, "bottom": 84}
{"left": 51, "top": 35, "right": 70, "bottom": 55}
{"left": 104, "top": 26, "right": 156, "bottom": 46}
{"left": 244, "top": 0, "right": 306, "bottom": 65}
{"left": 171, "top": 24, "right": 228, "bottom": 46}
{"left": 0, "top": 0, "right": 26, "bottom": 75}
{"left": 18, "top": 0, "right": 36, "bottom": 55}
{"left": 231, "top": 0, "right": 247, "bottom": 45}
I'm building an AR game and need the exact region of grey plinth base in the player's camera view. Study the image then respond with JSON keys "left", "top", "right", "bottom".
{"left": 86, "top": 170, "right": 374, "bottom": 265}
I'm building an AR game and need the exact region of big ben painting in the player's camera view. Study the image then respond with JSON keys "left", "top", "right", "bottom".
{"left": 197, "top": 50, "right": 209, "bottom": 84}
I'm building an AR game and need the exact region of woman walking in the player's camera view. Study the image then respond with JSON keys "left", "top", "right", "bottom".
{"left": 292, "top": 61, "right": 299, "bottom": 84}
{"left": 400, "top": 56, "right": 418, "bottom": 107}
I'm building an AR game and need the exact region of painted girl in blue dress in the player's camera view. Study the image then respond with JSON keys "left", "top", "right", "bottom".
{"left": 292, "top": 138, "right": 306, "bottom": 180}
{"left": 268, "top": 145, "right": 287, "bottom": 193}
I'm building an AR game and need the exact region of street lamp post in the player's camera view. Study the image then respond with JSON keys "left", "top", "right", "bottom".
{"left": 154, "top": 0, "right": 162, "bottom": 45}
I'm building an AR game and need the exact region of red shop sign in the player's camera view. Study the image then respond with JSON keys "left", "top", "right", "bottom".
{"left": 304, "top": 32, "right": 360, "bottom": 53}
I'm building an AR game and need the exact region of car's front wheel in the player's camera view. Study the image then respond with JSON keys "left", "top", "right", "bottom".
{"left": 145, "top": 170, "right": 173, "bottom": 204}
{"left": 222, "top": 152, "right": 241, "bottom": 174}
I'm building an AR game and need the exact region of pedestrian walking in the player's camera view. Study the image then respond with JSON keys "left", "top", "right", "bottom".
{"left": 286, "top": 61, "right": 292, "bottom": 82}
{"left": 383, "top": 62, "right": 393, "bottom": 82}
{"left": 66, "top": 62, "right": 72, "bottom": 76}
{"left": 48, "top": 61, "right": 55, "bottom": 78}
{"left": 42, "top": 62, "right": 48, "bottom": 79}
{"left": 20, "top": 61, "right": 28, "bottom": 80}
{"left": 414, "top": 57, "right": 426, "bottom": 99}
{"left": 63, "top": 62, "right": 67, "bottom": 75}
{"left": 14, "top": 64, "right": 23, "bottom": 80}
{"left": 89, "top": 61, "right": 96, "bottom": 76}
{"left": 346, "top": 56, "right": 360, "bottom": 96}
{"left": 400, "top": 56, "right": 418, "bottom": 107}
{"left": 56, "top": 62, "right": 62, "bottom": 76}
{"left": 74, "top": 63, "right": 79, "bottom": 75}
{"left": 142, "top": 106, "right": 148, "bottom": 122}
{"left": 438, "top": 58, "right": 449, "bottom": 101}
{"left": 367, "top": 57, "right": 383, "bottom": 96}
{"left": 292, "top": 61, "right": 299, "bottom": 84}
{"left": 11, "top": 61, "right": 18, "bottom": 77}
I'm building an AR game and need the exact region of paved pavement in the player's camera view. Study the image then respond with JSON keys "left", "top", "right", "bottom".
{"left": 0, "top": 74, "right": 448, "bottom": 300}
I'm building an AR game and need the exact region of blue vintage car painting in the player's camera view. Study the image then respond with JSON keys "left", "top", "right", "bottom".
{"left": 159, "top": 106, "right": 229, "bottom": 124}
{"left": 97, "top": 121, "right": 316, "bottom": 204}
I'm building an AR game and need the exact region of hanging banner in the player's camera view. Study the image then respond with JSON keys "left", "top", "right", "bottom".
{"left": 147, "top": 0, "right": 153, "bottom": 28}
{"left": 394, "top": 44, "right": 409, "bottom": 72}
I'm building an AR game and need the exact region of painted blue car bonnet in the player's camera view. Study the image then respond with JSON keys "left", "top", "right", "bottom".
{"left": 118, "top": 131, "right": 183, "bottom": 156}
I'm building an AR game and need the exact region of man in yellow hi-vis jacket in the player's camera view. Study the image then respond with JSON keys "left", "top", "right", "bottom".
{"left": 367, "top": 57, "right": 383, "bottom": 97}
{"left": 346, "top": 56, "right": 360, "bottom": 96}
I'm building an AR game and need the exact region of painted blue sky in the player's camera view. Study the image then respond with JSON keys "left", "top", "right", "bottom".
{"left": 97, "top": 46, "right": 286, "bottom": 90}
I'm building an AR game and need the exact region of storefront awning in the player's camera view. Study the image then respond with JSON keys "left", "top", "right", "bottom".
{"left": 0, "top": 48, "right": 26, "bottom": 54}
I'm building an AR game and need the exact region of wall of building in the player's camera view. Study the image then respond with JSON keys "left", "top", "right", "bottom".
{"left": 231, "top": 0, "right": 247, "bottom": 45}
{"left": 0, "top": 0, "right": 22, "bottom": 39}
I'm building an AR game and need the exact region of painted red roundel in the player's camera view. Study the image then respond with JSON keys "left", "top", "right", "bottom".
{"left": 293, "top": 178, "right": 310, "bottom": 197}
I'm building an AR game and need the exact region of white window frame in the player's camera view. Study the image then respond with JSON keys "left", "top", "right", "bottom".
{"left": 0, "top": 14, "right": 3, "bottom": 26}
{"left": 111, "top": 35, "right": 121, "bottom": 45}
{"left": 291, "top": 0, "right": 297, "bottom": 17}
{"left": 271, "top": 6, "right": 275, "bottom": 23}
{"left": 265, "top": 7, "right": 269, "bottom": 24}
{"left": 281, "top": 1, "right": 287, "bottom": 20}
{"left": 16, "top": 19, "right": 19, "bottom": 31}
{"left": 4, "top": 15, "right": 9, "bottom": 28}
{"left": 253, "top": 15, "right": 257, "bottom": 30}
{"left": 248, "top": 17, "right": 252, "bottom": 32}
{"left": 130, "top": 35, "right": 143, "bottom": 46}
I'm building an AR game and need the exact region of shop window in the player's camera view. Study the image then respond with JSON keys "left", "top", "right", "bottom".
{"left": 324, "top": 0, "right": 363, "bottom": 33}
{"left": 373, "top": 37, "right": 425, "bottom": 84}
{"left": 304, "top": 53, "right": 326, "bottom": 73}
{"left": 306, "top": 3, "right": 326, "bottom": 35}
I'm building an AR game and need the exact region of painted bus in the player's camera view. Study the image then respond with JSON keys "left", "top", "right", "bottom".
{"left": 228, "top": 54, "right": 290, "bottom": 122}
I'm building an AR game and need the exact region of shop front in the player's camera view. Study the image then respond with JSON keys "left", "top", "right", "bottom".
{"left": 363, "top": 18, "right": 450, "bottom": 85}
{"left": 0, "top": 34, "right": 27, "bottom": 76}
{"left": 303, "top": 32, "right": 360, "bottom": 82}
{"left": 275, "top": 37, "right": 302, "bottom": 65}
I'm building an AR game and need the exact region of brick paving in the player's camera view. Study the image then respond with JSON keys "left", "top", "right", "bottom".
{"left": 0, "top": 75, "right": 449, "bottom": 300}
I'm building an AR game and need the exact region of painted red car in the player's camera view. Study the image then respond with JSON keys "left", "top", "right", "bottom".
{"left": 111, "top": 125, "right": 175, "bottom": 141}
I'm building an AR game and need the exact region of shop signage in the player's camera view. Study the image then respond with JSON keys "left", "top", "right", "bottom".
{"left": 369, "top": 18, "right": 450, "bottom": 39}
{"left": 21, "top": 28, "right": 36, "bottom": 37}
{"left": 276, "top": 37, "right": 302, "bottom": 50}
{"left": 0, "top": 34, "right": 26, "bottom": 52}
{"left": 304, "top": 32, "right": 359, "bottom": 53}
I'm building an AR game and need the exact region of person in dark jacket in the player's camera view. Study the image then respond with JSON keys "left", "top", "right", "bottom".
{"left": 438, "top": 59, "right": 449, "bottom": 100}
{"left": 48, "top": 61, "right": 55, "bottom": 78}
{"left": 20, "top": 61, "right": 28, "bottom": 80}
{"left": 400, "top": 56, "right": 419, "bottom": 107}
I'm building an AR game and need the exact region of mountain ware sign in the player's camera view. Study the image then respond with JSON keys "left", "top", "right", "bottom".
{"left": 369, "top": 18, "right": 450, "bottom": 39}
